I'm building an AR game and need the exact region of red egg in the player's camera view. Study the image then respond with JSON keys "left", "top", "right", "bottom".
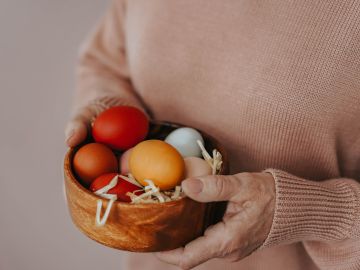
{"left": 92, "top": 106, "right": 149, "bottom": 151}
{"left": 90, "top": 173, "right": 142, "bottom": 202}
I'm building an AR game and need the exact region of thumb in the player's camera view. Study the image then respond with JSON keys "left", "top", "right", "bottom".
{"left": 181, "top": 175, "right": 239, "bottom": 202}
{"left": 65, "top": 118, "right": 88, "bottom": 147}
{"left": 65, "top": 106, "right": 95, "bottom": 147}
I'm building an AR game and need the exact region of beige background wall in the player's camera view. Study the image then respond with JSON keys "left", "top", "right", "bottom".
{"left": 0, "top": 1, "right": 127, "bottom": 269}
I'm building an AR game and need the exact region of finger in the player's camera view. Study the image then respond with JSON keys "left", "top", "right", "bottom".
{"left": 181, "top": 175, "right": 240, "bottom": 202}
{"left": 154, "top": 247, "right": 184, "bottom": 267}
{"left": 156, "top": 222, "right": 228, "bottom": 269}
{"left": 65, "top": 119, "right": 88, "bottom": 147}
{"left": 65, "top": 106, "right": 94, "bottom": 147}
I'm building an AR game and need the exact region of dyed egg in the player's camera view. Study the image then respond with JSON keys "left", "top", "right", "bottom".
{"left": 184, "top": 157, "right": 212, "bottom": 179}
{"left": 129, "top": 140, "right": 185, "bottom": 190}
{"left": 90, "top": 173, "right": 142, "bottom": 202}
{"left": 92, "top": 106, "right": 149, "bottom": 151}
{"left": 73, "top": 143, "right": 118, "bottom": 186}
{"left": 165, "top": 127, "right": 204, "bottom": 157}
{"left": 119, "top": 148, "right": 132, "bottom": 175}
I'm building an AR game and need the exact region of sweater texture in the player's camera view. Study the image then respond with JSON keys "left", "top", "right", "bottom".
{"left": 75, "top": 1, "right": 360, "bottom": 269}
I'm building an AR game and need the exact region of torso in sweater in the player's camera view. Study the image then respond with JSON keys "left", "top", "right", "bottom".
{"left": 125, "top": 0, "right": 360, "bottom": 181}
{"left": 115, "top": 1, "right": 360, "bottom": 269}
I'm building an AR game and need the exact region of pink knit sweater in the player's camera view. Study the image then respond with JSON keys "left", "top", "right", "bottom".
{"left": 74, "top": 1, "right": 360, "bottom": 269}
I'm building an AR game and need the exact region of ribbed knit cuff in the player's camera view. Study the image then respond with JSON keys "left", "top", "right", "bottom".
{"left": 260, "top": 169, "right": 360, "bottom": 249}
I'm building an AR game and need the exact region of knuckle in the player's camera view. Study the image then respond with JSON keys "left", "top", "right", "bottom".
{"left": 212, "top": 175, "right": 227, "bottom": 197}
{"left": 217, "top": 231, "right": 234, "bottom": 257}
{"left": 215, "top": 177, "right": 238, "bottom": 201}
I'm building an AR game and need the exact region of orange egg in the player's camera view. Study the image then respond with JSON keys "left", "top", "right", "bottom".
{"left": 73, "top": 143, "right": 118, "bottom": 186}
{"left": 129, "top": 140, "right": 185, "bottom": 190}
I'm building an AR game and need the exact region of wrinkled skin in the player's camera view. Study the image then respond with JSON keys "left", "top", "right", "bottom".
{"left": 155, "top": 173, "right": 275, "bottom": 270}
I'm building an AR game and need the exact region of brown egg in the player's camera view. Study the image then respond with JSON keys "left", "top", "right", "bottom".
{"left": 184, "top": 157, "right": 212, "bottom": 179}
{"left": 73, "top": 143, "right": 118, "bottom": 186}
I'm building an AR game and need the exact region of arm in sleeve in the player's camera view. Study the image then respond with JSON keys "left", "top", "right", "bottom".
{"left": 74, "top": 0, "right": 146, "bottom": 112}
{"left": 260, "top": 169, "right": 360, "bottom": 270}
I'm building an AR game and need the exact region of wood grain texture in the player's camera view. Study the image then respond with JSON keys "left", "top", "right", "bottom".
{"left": 64, "top": 121, "right": 229, "bottom": 252}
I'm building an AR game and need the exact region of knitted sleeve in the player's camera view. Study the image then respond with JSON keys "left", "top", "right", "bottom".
{"left": 74, "top": 0, "right": 145, "bottom": 111}
{"left": 261, "top": 169, "right": 360, "bottom": 270}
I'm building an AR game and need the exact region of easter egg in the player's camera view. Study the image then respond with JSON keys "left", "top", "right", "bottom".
{"left": 119, "top": 148, "right": 132, "bottom": 175}
{"left": 92, "top": 106, "right": 149, "bottom": 151}
{"left": 165, "top": 127, "right": 204, "bottom": 157}
{"left": 90, "top": 173, "right": 142, "bottom": 202}
{"left": 73, "top": 143, "right": 118, "bottom": 186}
{"left": 184, "top": 157, "right": 212, "bottom": 179}
{"left": 129, "top": 140, "right": 185, "bottom": 190}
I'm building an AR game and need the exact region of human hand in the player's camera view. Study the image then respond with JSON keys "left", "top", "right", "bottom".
{"left": 155, "top": 172, "right": 275, "bottom": 269}
{"left": 64, "top": 96, "right": 140, "bottom": 147}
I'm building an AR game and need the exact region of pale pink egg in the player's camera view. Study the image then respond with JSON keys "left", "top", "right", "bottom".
{"left": 119, "top": 148, "right": 133, "bottom": 175}
{"left": 184, "top": 157, "right": 212, "bottom": 179}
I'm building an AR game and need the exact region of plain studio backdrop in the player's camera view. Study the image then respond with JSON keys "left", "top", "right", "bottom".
{"left": 0, "top": 1, "right": 129, "bottom": 269}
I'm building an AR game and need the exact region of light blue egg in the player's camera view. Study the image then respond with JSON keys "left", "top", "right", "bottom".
{"left": 165, "top": 127, "right": 204, "bottom": 157}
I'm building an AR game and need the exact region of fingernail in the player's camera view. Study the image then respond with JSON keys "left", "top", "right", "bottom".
{"left": 182, "top": 179, "right": 203, "bottom": 194}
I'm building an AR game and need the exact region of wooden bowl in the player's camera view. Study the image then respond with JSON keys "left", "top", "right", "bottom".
{"left": 64, "top": 121, "right": 229, "bottom": 252}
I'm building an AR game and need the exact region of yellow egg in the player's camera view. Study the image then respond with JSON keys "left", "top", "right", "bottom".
{"left": 129, "top": 140, "right": 185, "bottom": 190}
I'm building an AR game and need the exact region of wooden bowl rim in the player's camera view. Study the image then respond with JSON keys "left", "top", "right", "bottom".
{"left": 64, "top": 121, "right": 228, "bottom": 208}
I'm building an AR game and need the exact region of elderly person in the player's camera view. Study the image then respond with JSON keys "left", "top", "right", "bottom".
{"left": 65, "top": 1, "right": 360, "bottom": 269}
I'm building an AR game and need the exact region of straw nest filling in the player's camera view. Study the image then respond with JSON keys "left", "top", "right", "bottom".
{"left": 94, "top": 140, "right": 223, "bottom": 226}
